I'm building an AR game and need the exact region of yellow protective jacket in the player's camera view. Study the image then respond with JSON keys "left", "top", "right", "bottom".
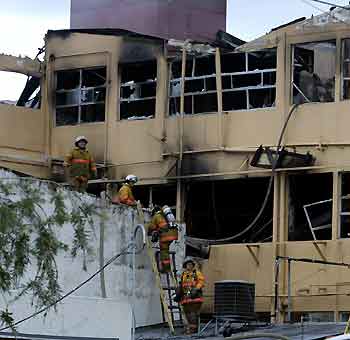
{"left": 180, "top": 269, "right": 205, "bottom": 305}
{"left": 118, "top": 183, "right": 136, "bottom": 205}
{"left": 64, "top": 147, "right": 97, "bottom": 178}
{"left": 148, "top": 212, "right": 178, "bottom": 242}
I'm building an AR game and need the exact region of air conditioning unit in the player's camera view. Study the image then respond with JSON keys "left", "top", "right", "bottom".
{"left": 214, "top": 280, "right": 255, "bottom": 320}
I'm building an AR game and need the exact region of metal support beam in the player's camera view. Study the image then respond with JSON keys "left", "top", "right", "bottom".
{"left": 246, "top": 245, "right": 260, "bottom": 266}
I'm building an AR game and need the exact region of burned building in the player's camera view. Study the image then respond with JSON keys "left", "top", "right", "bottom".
{"left": 3, "top": 6, "right": 350, "bottom": 324}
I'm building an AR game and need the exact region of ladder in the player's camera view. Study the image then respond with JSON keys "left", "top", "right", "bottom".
{"left": 155, "top": 250, "right": 183, "bottom": 327}
{"left": 136, "top": 202, "right": 185, "bottom": 334}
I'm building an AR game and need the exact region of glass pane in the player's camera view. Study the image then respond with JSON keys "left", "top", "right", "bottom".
{"left": 293, "top": 40, "right": 336, "bottom": 104}
{"left": 81, "top": 88, "right": 106, "bottom": 103}
{"left": 206, "top": 77, "right": 217, "bottom": 91}
{"left": 56, "top": 70, "right": 80, "bottom": 90}
{"left": 56, "top": 90, "right": 80, "bottom": 106}
{"left": 82, "top": 67, "right": 106, "bottom": 87}
{"left": 170, "top": 80, "right": 181, "bottom": 97}
{"left": 248, "top": 49, "right": 277, "bottom": 70}
{"left": 56, "top": 107, "right": 79, "bottom": 126}
{"left": 80, "top": 104, "right": 105, "bottom": 123}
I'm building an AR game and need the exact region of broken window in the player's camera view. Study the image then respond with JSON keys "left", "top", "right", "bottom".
{"left": 120, "top": 60, "right": 157, "bottom": 120}
{"left": 185, "top": 178, "right": 273, "bottom": 243}
{"left": 221, "top": 49, "right": 276, "bottom": 111}
{"left": 55, "top": 67, "right": 106, "bottom": 126}
{"left": 339, "top": 173, "right": 350, "bottom": 238}
{"left": 342, "top": 39, "right": 350, "bottom": 99}
{"left": 292, "top": 40, "right": 336, "bottom": 104}
{"left": 168, "top": 55, "right": 218, "bottom": 115}
{"left": 288, "top": 173, "right": 332, "bottom": 241}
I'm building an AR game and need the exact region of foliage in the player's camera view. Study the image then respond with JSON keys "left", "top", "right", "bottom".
{"left": 0, "top": 178, "right": 99, "bottom": 329}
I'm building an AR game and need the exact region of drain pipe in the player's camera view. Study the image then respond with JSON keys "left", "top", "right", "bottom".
{"left": 131, "top": 224, "right": 146, "bottom": 340}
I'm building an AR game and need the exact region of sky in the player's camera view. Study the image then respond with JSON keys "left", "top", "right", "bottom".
{"left": 0, "top": 0, "right": 346, "bottom": 100}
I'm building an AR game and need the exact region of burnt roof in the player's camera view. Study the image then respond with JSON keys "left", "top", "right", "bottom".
{"left": 271, "top": 17, "right": 306, "bottom": 32}
{"left": 46, "top": 28, "right": 165, "bottom": 42}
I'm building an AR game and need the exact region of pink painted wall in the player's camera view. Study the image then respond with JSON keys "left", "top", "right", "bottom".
{"left": 70, "top": 0, "right": 226, "bottom": 41}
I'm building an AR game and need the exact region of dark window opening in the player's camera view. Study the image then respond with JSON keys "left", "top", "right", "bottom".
{"left": 120, "top": 60, "right": 157, "bottom": 120}
{"left": 185, "top": 178, "right": 273, "bottom": 243}
{"left": 221, "top": 49, "right": 277, "bottom": 111}
{"left": 342, "top": 39, "right": 350, "bottom": 100}
{"left": 55, "top": 66, "right": 106, "bottom": 126}
{"left": 169, "top": 55, "right": 217, "bottom": 115}
{"left": 292, "top": 40, "right": 336, "bottom": 104}
{"left": 340, "top": 173, "right": 350, "bottom": 238}
{"left": 288, "top": 173, "right": 332, "bottom": 241}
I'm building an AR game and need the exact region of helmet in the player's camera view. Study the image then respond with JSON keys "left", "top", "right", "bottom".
{"left": 151, "top": 205, "right": 162, "bottom": 216}
{"left": 75, "top": 136, "right": 88, "bottom": 145}
{"left": 125, "top": 174, "right": 138, "bottom": 184}
{"left": 183, "top": 257, "right": 196, "bottom": 268}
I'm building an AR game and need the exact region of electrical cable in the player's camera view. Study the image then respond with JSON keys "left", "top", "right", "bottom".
{"left": 307, "top": 0, "right": 350, "bottom": 10}
{"left": 300, "top": 0, "right": 349, "bottom": 24}
{"left": 0, "top": 244, "right": 138, "bottom": 332}
{"left": 187, "top": 104, "right": 300, "bottom": 245}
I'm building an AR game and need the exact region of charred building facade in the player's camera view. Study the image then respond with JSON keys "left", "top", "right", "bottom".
{"left": 3, "top": 7, "right": 350, "bottom": 323}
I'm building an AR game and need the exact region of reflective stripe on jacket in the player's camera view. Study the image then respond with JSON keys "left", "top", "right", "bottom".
{"left": 64, "top": 147, "right": 97, "bottom": 178}
{"left": 118, "top": 183, "right": 136, "bottom": 205}
{"left": 180, "top": 269, "right": 205, "bottom": 305}
{"left": 148, "top": 212, "right": 178, "bottom": 242}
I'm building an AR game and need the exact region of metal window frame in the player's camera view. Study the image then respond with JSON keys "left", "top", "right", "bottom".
{"left": 55, "top": 67, "right": 107, "bottom": 126}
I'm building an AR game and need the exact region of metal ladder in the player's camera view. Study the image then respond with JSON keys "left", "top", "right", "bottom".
{"left": 136, "top": 202, "right": 185, "bottom": 334}
{"left": 155, "top": 250, "right": 183, "bottom": 328}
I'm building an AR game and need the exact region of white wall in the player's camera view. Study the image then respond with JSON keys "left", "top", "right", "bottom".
{"left": 0, "top": 170, "right": 185, "bottom": 334}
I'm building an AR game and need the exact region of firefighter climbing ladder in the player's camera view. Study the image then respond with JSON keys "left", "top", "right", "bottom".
{"left": 136, "top": 202, "right": 185, "bottom": 334}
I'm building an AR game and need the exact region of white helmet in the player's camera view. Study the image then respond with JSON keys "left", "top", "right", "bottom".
{"left": 125, "top": 174, "right": 138, "bottom": 184}
{"left": 75, "top": 136, "right": 88, "bottom": 145}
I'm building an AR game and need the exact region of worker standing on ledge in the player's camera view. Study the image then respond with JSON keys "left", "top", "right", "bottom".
{"left": 64, "top": 136, "right": 97, "bottom": 192}
{"left": 148, "top": 205, "right": 178, "bottom": 273}
{"left": 178, "top": 257, "right": 205, "bottom": 335}
{"left": 117, "top": 174, "right": 138, "bottom": 206}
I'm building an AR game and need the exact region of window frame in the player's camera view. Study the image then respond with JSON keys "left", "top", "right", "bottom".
{"left": 54, "top": 66, "right": 107, "bottom": 127}
{"left": 291, "top": 39, "right": 337, "bottom": 105}
{"left": 118, "top": 60, "right": 157, "bottom": 121}
{"left": 168, "top": 55, "right": 219, "bottom": 116}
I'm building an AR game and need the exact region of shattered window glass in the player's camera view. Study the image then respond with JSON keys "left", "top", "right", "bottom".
{"left": 342, "top": 39, "right": 350, "bottom": 100}
{"left": 55, "top": 66, "right": 106, "bottom": 126}
{"left": 169, "top": 55, "right": 218, "bottom": 115}
{"left": 221, "top": 49, "right": 276, "bottom": 111}
{"left": 292, "top": 40, "right": 336, "bottom": 104}
{"left": 119, "top": 60, "right": 157, "bottom": 120}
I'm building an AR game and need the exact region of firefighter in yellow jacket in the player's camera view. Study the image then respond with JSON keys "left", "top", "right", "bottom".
{"left": 148, "top": 205, "right": 178, "bottom": 272}
{"left": 117, "top": 175, "right": 138, "bottom": 205}
{"left": 179, "top": 257, "right": 205, "bottom": 335}
{"left": 64, "top": 136, "right": 97, "bottom": 192}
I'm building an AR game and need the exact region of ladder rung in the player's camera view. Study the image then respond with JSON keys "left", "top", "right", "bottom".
{"left": 168, "top": 305, "right": 181, "bottom": 310}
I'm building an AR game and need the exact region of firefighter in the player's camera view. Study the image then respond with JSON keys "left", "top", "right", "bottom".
{"left": 117, "top": 175, "right": 138, "bottom": 206}
{"left": 64, "top": 136, "right": 97, "bottom": 192}
{"left": 148, "top": 205, "right": 178, "bottom": 273}
{"left": 179, "top": 257, "right": 205, "bottom": 335}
